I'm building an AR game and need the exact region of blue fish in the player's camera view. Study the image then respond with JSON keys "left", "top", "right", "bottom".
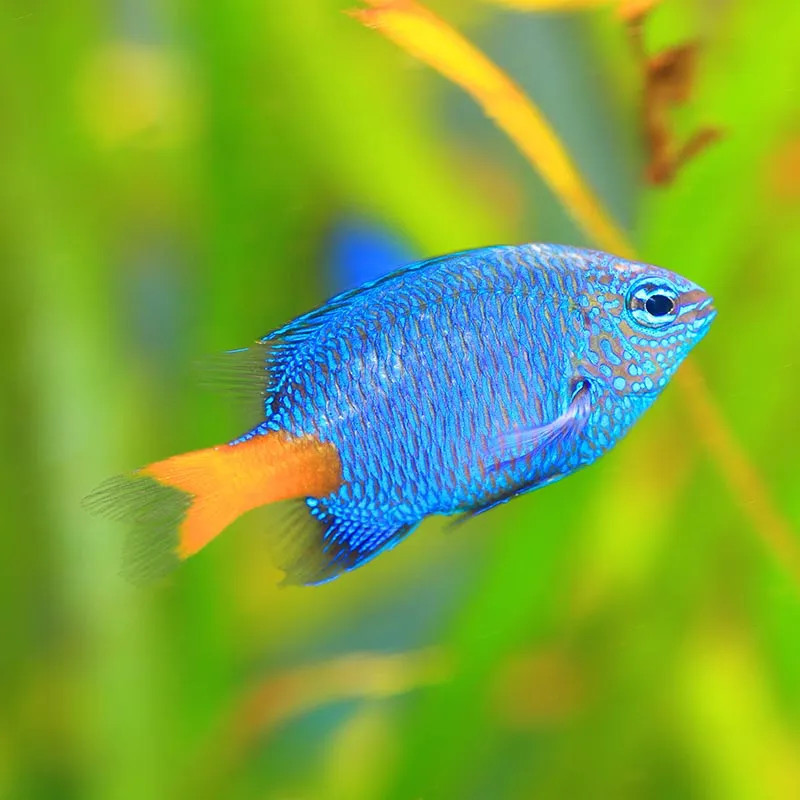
{"left": 86, "top": 244, "right": 716, "bottom": 584}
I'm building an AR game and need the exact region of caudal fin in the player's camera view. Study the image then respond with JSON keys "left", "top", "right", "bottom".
{"left": 84, "top": 433, "right": 342, "bottom": 583}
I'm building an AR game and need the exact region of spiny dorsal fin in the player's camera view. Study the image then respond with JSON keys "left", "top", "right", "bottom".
{"left": 196, "top": 250, "right": 491, "bottom": 421}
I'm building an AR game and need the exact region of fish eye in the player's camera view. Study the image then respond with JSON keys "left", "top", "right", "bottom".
{"left": 645, "top": 293, "right": 674, "bottom": 317}
{"left": 626, "top": 280, "right": 679, "bottom": 328}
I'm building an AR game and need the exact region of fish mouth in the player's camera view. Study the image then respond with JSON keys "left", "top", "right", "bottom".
{"left": 679, "top": 289, "right": 717, "bottom": 331}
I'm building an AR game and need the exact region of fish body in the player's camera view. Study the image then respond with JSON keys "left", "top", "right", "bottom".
{"left": 86, "top": 244, "right": 716, "bottom": 584}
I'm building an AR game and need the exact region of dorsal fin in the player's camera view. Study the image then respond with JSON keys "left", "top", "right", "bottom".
{"left": 197, "top": 341, "right": 274, "bottom": 399}
{"left": 197, "top": 249, "right": 502, "bottom": 418}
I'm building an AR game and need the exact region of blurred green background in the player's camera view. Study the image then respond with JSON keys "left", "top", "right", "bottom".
{"left": 2, "top": 0, "right": 799, "bottom": 798}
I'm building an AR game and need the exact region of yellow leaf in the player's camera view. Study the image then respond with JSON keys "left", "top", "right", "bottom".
{"left": 483, "top": 0, "right": 614, "bottom": 10}
{"left": 352, "top": 0, "right": 635, "bottom": 257}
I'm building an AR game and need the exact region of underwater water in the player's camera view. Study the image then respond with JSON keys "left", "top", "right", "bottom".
{"left": 1, "top": 1, "right": 799, "bottom": 798}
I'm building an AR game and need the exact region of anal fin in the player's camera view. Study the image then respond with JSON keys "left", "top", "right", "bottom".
{"left": 269, "top": 500, "right": 418, "bottom": 585}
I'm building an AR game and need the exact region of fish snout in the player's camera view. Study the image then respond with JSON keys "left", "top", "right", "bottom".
{"left": 679, "top": 287, "right": 717, "bottom": 333}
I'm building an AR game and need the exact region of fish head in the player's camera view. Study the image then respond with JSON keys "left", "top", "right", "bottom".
{"left": 579, "top": 254, "right": 716, "bottom": 397}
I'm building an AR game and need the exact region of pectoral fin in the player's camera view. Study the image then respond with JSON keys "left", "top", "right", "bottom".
{"left": 456, "top": 380, "right": 594, "bottom": 523}
{"left": 488, "top": 379, "right": 593, "bottom": 471}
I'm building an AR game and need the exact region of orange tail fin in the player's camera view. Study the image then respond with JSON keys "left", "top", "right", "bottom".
{"left": 84, "top": 433, "right": 341, "bottom": 582}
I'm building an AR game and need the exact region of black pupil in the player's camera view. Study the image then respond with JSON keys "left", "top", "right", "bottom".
{"left": 645, "top": 293, "right": 674, "bottom": 317}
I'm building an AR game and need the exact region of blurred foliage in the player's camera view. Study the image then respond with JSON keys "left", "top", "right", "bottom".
{"left": 1, "top": 1, "right": 799, "bottom": 799}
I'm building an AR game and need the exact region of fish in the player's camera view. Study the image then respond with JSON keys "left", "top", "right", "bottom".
{"left": 85, "top": 243, "right": 716, "bottom": 585}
